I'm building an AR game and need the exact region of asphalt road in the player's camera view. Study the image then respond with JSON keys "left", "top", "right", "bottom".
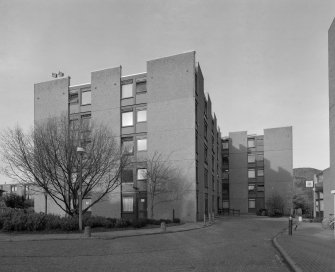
{"left": 0, "top": 216, "right": 289, "bottom": 272}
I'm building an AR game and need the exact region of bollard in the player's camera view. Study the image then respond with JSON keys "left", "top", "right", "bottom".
{"left": 288, "top": 216, "right": 292, "bottom": 236}
{"left": 203, "top": 214, "right": 207, "bottom": 226}
{"left": 160, "top": 221, "right": 166, "bottom": 232}
{"left": 84, "top": 226, "right": 91, "bottom": 238}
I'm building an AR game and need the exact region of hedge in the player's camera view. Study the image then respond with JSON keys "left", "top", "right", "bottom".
{"left": 0, "top": 208, "right": 180, "bottom": 232}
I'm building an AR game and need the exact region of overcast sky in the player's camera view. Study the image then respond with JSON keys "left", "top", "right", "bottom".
{"left": 0, "top": 0, "right": 334, "bottom": 183}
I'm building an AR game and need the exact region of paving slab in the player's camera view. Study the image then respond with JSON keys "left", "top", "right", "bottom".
{"left": 274, "top": 222, "right": 335, "bottom": 272}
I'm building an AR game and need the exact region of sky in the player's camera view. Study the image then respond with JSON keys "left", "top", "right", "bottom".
{"left": 0, "top": 0, "right": 334, "bottom": 184}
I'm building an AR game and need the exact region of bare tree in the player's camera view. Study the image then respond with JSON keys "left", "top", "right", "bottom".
{"left": 146, "top": 152, "right": 189, "bottom": 219}
{"left": 0, "top": 115, "right": 128, "bottom": 216}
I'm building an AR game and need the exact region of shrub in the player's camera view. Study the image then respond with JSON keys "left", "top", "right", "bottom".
{"left": 2, "top": 209, "right": 27, "bottom": 231}
{"left": 26, "top": 213, "right": 46, "bottom": 231}
{"left": 256, "top": 209, "right": 268, "bottom": 216}
{"left": 4, "top": 194, "right": 25, "bottom": 209}
{"left": 172, "top": 218, "right": 180, "bottom": 224}
{"left": 146, "top": 218, "right": 161, "bottom": 225}
{"left": 83, "top": 215, "right": 115, "bottom": 228}
{"left": 132, "top": 219, "right": 147, "bottom": 228}
{"left": 160, "top": 219, "right": 172, "bottom": 224}
{"left": 266, "top": 193, "right": 285, "bottom": 217}
{"left": 115, "top": 218, "right": 130, "bottom": 228}
{"left": 59, "top": 216, "right": 78, "bottom": 231}
{"left": 44, "top": 214, "right": 62, "bottom": 230}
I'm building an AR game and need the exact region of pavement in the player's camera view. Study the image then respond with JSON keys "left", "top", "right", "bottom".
{"left": 0, "top": 221, "right": 208, "bottom": 242}
{"left": 273, "top": 221, "right": 335, "bottom": 272}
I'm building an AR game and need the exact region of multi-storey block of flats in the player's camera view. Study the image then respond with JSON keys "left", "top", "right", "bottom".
{"left": 34, "top": 51, "right": 223, "bottom": 222}
{"left": 221, "top": 127, "right": 293, "bottom": 214}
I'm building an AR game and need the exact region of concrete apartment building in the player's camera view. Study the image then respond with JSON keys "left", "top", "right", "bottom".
{"left": 221, "top": 127, "right": 293, "bottom": 214}
{"left": 325, "top": 18, "right": 335, "bottom": 218}
{"left": 34, "top": 51, "right": 222, "bottom": 222}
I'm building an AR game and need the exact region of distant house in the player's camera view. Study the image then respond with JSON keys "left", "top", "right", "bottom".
{"left": 0, "top": 183, "right": 33, "bottom": 200}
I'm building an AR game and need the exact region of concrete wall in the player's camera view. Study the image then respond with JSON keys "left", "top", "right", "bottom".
{"left": 323, "top": 168, "right": 334, "bottom": 217}
{"left": 91, "top": 67, "right": 122, "bottom": 218}
{"left": 34, "top": 191, "right": 66, "bottom": 216}
{"left": 147, "top": 52, "right": 197, "bottom": 222}
{"left": 34, "top": 77, "right": 70, "bottom": 122}
{"left": 229, "top": 131, "right": 248, "bottom": 213}
{"left": 34, "top": 77, "right": 70, "bottom": 215}
{"left": 264, "top": 127, "right": 293, "bottom": 214}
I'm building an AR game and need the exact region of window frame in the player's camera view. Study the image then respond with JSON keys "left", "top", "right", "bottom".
{"left": 137, "top": 138, "right": 147, "bottom": 152}
{"left": 122, "top": 168, "right": 134, "bottom": 183}
{"left": 81, "top": 90, "right": 91, "bottom": 106}
{"left": 137, "top": 168, "right": 147, "bottom": 180}
{"left": 248, "top": 169, "right": 256, "bottom": 179}
{"left": 137, "top": 109, "right": 147, "bottom": 123}
{"left": 248, "top": 154, "right": 256, "bottom": 163}
{"left": 122, "top": 111, "right": 134, "bottom": 127}
{"left": 248, "top": 199, "right": 256, "bottom": 209}
{"left": 122, "top": 196, "right": 134, "bottom": 212}
{"left": 121, "top": 137, "right": 134, "bottom": 155}
{"left": 121, "top": 83, "right": 133, "bottom": 99}
{"left": 136, "top": 80, "right": 147, "bottom": 94}
{"left": 257, "top": 169, "right": 264, "bottom": 177}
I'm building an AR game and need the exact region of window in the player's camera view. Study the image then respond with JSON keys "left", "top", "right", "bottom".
{"left": 69, "top": 119, "right": 79, "bottom": 130}
{"left": 257, "top": 184, "right": 264, "bottom": 192}
{"left": 204, "top": 169, "right": 208, "bottom": 188}
{"left": 122, "top": 137, "right": 134, "bottom": 155}
{"left": 222, "top": 183, "right": 229, "bottom": 195}
{"left": 204, "top": 99, "right": 208, "bottom": 117}
{"left": 136, "top": 81, "right": 146, "bottom": 93}
{"left": 137, "top": 109, "right": 147, "bottom": 123}
{"left": 84, "top": 199, "right": 92, "bottom": 211}
{"left": 222, "top": 141, "right": 228, "bottom": 149}
{"left": 256, "top": 153, "right": 264, "bottom": 161}
{"left": 81, "top": 114, "right": 91, "bottom": 130}
{"left": 122, "top": 196, "right": 134, "bottom": 212}
{"left": 204, "top": 145, "right": 208, "bottom": 163}
{"left": 248, "top": 154, "right": 255, "bottom": 163}
{"left": 137, "top": 168, "right": 147, "bottom": 180}
{"left": 248, "top": 199, "right": 256, "bottom": 209}
{"left": 248, "top": 139, "right": 255, "bottom": 148}
{"left": 212, "top": 155, "right": 214, "bottom": 169}
{"left": 257, "top": 169, "right": 264, "bottom": 177}
{"left": 122, "top": 169, "right": 134, "bottom": 183}
{"left": 137, "top": 138, "right": 147, "bottom": 151}
{"left": 24, "top": 185, "right": 30, "bottom": 199}
{"left": 122, "top": 111, "right": 133, "bottom": 127}
{"left": 248, "top": 184, "right": 255, "bottom": 192}
{"left": 11, "top": 185, "right": 17, "bottom": 192}
{"left": 69, "top": 93, "right": 78, "bottom": 104}
{"left": 81, "top": 90, "right": 91, "bottom": 105}
{"left": 248, "top": 169, "right": 255, "bottom": 178}
{"left": 122, "top": 84, "right": 133, "bottom": 99}
{"left": 204, "top": 121, "right": 208, "bottom": 140}
{"left": 212, "top": 175, "right": 214, "bottom": 191}
{"left": 222, "top": 200, "right": 229, "bottom": 208}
